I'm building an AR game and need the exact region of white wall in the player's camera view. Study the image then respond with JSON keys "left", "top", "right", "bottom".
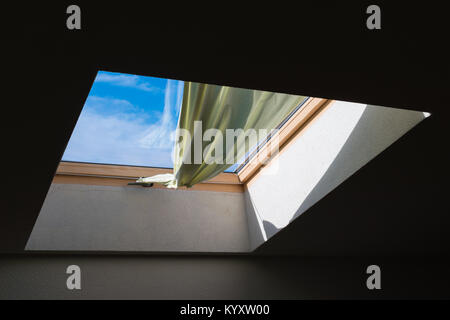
{"left": 245, "top": 101, "right": 428, "bottom": 250}
{"left": 26, "top": 184, "right": 249, "bottom": 252}
{"left": 27, "top": 102, "right": 428, "bottom": 253}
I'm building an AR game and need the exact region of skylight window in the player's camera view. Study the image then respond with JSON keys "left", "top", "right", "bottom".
{"left": 63, "top": 71, "right": 307, "bottom": 173}
{"left": 62, "top": 71, "right": 183, "bottom": 168}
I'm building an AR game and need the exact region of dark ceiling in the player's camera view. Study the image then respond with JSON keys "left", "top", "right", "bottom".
{"left": 3, "top": 2, "right": 449, "bottom": 255}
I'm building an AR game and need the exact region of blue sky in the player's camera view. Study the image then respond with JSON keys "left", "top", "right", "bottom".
{"left": 62, "top": 71, "right": 184, "bottom": 168}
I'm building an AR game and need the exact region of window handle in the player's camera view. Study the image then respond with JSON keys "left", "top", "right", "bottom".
{"left": 127, "top": 182, "right": 154, "bottom": 187}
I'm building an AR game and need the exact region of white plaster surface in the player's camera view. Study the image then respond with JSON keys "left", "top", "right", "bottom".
{"left": 245, "top": 102, "right": 427, "bottom": 249}
{"left": 27, "top": 102, "right": 428, "bottom": 252}
{"left": 26, "top": 184, "right": 249, "bottom": 252}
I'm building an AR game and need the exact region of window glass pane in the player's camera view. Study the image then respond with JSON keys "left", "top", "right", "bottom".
{"left": 62, "top": 71, "right": 183, "bottom": 168}
{"left": 63, "top": 70, "right": 306, "bottom": 172}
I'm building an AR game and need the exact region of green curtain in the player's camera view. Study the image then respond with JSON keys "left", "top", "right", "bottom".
{"left": 137, "top": 82, "right": 306, "bottom": 188}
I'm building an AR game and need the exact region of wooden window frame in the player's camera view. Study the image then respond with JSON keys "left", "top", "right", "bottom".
{"left": 53, "top": 97, "right": 331, "bottom": 193}
{"left": 237, "top": 97, "right": 333, "bottom": 184}
{"left": 54, "top": 162, "right": 243, "bottom": 193}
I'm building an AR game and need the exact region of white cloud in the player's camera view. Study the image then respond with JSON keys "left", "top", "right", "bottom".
{"left": 62, "top": 95, "right": 178, "bottom": 167}
{"left": 95, "top": 72, "right": 165, "bottom": 93}
{"left": 138, "top": 79, "right": 183, "bottom": 149}
{"left": 84, "top": 96, "right": 140, "bottom": 117}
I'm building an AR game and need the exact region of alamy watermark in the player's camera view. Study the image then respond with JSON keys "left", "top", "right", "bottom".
{"left": 66, "top": 5, "right": 381, "bottom": 31}
{"left": 66, "top": 265, "right": 81, "bottom": 290}
{"left": 366, "top": 5, "right": 381, "bottom": 30}
{"left": 366, "top": 264, "right": 381, "bottom": 290}
{"left": 172, "top": 123, "right": 281, "bottom": 173}
{"left": 66, "top": 5, "right": 81, "bottom": 30}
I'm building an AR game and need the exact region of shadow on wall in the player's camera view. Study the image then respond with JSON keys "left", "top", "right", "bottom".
{"left": 262, "top": 220, "right": 281, "bottom": 239}
{"left": 288, "top": 105, "right": 427, "bottom": 224}
{"left": 243, "top": 190, "right": 267, "bottom": 249}
{"left": 245, "top": 103, "right": 428, "bottom": 250}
